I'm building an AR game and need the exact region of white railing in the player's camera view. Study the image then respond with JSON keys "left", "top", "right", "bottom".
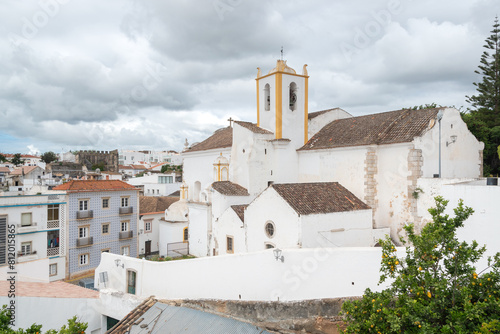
{"left": 47, "top": 220, "right": 60, "bottom": 229}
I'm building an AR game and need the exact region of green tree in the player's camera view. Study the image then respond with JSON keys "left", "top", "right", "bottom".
{"left": 341, "top": 197, "right": 500, "bottom": 333}
{"left": 40, "top": 151, "right": 59, "bottom": 164}
{"left": 0, "top": 305, "right": 87, "bottom": 333}
{"left": 10, "top": 154, "right": 24, "bottom": 166}
{"left": 161, "top": 164, "right": 183, "bottom": 174}
{"left": 0, "top": 154, "right": 7, "bottom": 163}
{"left": 464, "top": 17, "right": 500, "bottom": 175}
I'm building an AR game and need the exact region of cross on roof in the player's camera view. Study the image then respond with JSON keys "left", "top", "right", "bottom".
{"left": 227, "top": 117, "right": 234, "bottom": 127}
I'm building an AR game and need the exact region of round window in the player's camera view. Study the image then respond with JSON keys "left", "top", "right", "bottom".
{"left": 265, "top": 221, "right": 275, "bottom": 238}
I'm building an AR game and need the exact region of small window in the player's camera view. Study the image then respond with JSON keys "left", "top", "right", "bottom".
{"left": 183, "top": 227, "right": 188, "bottom": 242}
{"left": 226, "top": 236, "right": 234, "bottom": 253}
{"left": 102, "top": 223, "right": 110, "bottom": 235}
{"left": 47, "top": 204, "right": 59, "bottom": 221}
{"left": 121, "top": 197, "right": 129, "bottom": 207}
{"left": 21, "top": 213, "right": 32, "bottom": 227}
{"left": 265, "top": 243, "right": 275, "bottom": 249}
{"left": 79, "top": 200, "right": 88, "bottom": 211}
{"left": 127, "top": 270, "right": 136, "bottom": 294}
{"left": 101, "top": 249, "right": 110, "bottom": 253}
{"left": 79, "top": 254, "right": 89, "bottom": 266}
{"left": 49, "top": 263, "right": 57, "bottom": 276}
{"left": 21, "top": 241, "right": 32, "bottom": 255}
{"left": 145, "top": 220, "right": 152, "bottom": 232}
{"left": 289, "top": 82, "right": 298, "bottom": 111}
{"left": 265, "top": 221, "right": 275, "bottom": 238}
{"left": 121, "top": 246, "right": 130, "bottom": 256}
{"left": 79, "top": 226, "right": 89, "bottom": 238}
{"left": 121, "top": 221, "right": 129, "bottom": 232}
{"left": 264, "top": 84, "right": 271, "bottom": 111}
{"left": 102, "top": 198, "right": 109, "bottom": 209}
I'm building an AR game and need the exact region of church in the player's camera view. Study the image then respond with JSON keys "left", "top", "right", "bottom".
{"left": 181, "top": 59, "right": 484, "bottom": 258}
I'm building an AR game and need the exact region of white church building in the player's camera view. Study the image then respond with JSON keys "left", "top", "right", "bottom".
{"left": 182, "top": 59, "right": 484, "bottom": 258}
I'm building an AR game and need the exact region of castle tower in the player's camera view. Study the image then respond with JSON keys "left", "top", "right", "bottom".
{"left": 256, "top": 60, "right": 309, "bottom": 148}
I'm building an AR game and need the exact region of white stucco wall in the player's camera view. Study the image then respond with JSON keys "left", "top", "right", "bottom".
{"left": 300, "top": 209, "right": 387, "bottom": 248}
{"left": 158, "top": 220, "right": 188, "bottom": 257}
{"left": 213, "top": 207, "right": 245, "bottom": 255}
{"left": 138, "top": 213, "right": 161, "bottom": 255}
{"left": 0, "top": 295, "right": 100, "bottom": 333}
{"left": 298, "top": 147, "right": 367, "bottom": 201}
{"left": 245, "top": 188, "right": 300, "bottom": 252}
{"left": 414, "top": 108, "right": 483, "bottom": 179}
{"left": 187, "top": 203, "right": 211, "bottom": 257}
{"left": 183, "top": 148, "right": 231, "bottom": 202}
{"left": 96, "top": 248, "right": 403, "bottom": 302}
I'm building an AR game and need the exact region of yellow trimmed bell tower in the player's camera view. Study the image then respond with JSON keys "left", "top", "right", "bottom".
{"left": 256, "top": 60, "right": 309, "bottom": 148}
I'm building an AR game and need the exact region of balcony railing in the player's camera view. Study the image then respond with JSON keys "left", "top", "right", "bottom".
{"left": 47, "top": 247, "right": 59, "bottom": 257}
{"left": 76, "top": 237, "right": 93, "bottom": 247}
{"left": 76, "top": 210, "right": 93, "bottom": 219}
{"left": 119, "top": 230, "right": 133, "bottom": 240}
{"left": 119, "top": 207, "right": 133, "bottom": 215}
{"left": 47, "top": 220, "right": 59, "bottom": 229}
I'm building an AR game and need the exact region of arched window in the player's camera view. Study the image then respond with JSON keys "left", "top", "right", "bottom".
{"left": 193, "top": 181, "right": 201, "bottom": 202}
{"left": 264, "top": 84, "right": 271, "bottom": 111}
{"left": 183, "top": 227, "right": 188, "bottom": 242}
{"left": 265, "top": 242, "right": 275, "bottom": 249}
{"left": 221, "top": 167, "right": 228, "bottom": 181}
{"left": 289, "top": 82, "right": 298, "bottom": 111}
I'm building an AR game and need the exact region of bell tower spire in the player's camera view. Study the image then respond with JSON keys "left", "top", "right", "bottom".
{"left": 255, "top": 59, "right": 309, "bottom": 148}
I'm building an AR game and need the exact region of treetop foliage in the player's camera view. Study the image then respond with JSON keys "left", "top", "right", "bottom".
{"left": 341, "top": 197, "right": 500, "bottom": 333}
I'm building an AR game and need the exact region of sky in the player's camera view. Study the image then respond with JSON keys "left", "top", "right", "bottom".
{"left": 0, "top": 0, "right": 498, "bottom": 154}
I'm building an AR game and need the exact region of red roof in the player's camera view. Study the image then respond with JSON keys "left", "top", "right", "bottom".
{"left": 0, "top": 281, "right": 98, "bottom": 298}
{"left": 10, "top": 166, "right": 40, "bottom": 175}
{"left": 53, "top": 180, "right": 138, "bottom": 192}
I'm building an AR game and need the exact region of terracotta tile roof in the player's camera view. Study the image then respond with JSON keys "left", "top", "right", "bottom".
{"left": 131, "top": 165, "right": 147, "bottom": 170}
{"left": 53, "top": 180, "right": 138, "bottom": 192}
{"left": 10, "top": 166, "right": 40, "bottom": 175}
{"left": 272, "top": 182, "right": 370, "bottom": 215}
{"left": 119, "top": 165, "right": 133, "bottom": 169}
{"left": 300, "top": 108, "right": 441, "bottom": 151}
{"left": 102, "top": 171, "right": 122, "bottom": 175}
{"left": 0, "top": 281, "right": 98, "bottom": 298}
{"left": 186, "top": 127, "right": 233, "bottom": 153}
{"left": 234, "top": 121, "right": 273, "bottom": 134}
{"left": 106, "top": 296, "right": 156, "bottom": 334}
{"left": 0, "top": 167, "right": 10, "bottom": 173}
{"left": 168, "top": 190, "right": 180, "bottom": 197}
{"left": 139, "top": 196, "right": 179, "bottom": 214}
{"left": 231, "top": 204, "right": 248, "bottom": 222}
{"left": 212, "top": 181, "right": 249, "bottom": 196}
{"left": 308, "top": 108, "right": 340, "bottom": 120}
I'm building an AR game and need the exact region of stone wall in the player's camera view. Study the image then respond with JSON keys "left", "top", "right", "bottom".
{"left": 162, "top": 298, "right": 358, "bottom": 334}
{"left": 75, "top": 149, "right": 119, "bottom": 172}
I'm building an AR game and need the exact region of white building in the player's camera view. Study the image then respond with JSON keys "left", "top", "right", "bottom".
{"left": 159, "top": 190, "right": 189, "bottom": 258}
{"left": 138, "top": 196, "right": 179, "bottom": 257}
{"left": 8, "top": 166, "right": 46, "bottom": 192}
{"left": 127, "top": 172, "right": 181, "bottom": 197}
{"left": 181, "top": 59, "right": 484, "bottom": 256}
{"left": 119, "top": 150, "right": 182, "bottom": 167}
{"left": 0, "top": 192, "right": 67, "bottom": 282}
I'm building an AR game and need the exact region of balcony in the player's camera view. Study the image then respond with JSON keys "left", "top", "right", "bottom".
{"left": 76, "top": 237, "right": 94, "bottom": 247}
{"left": 76, "top": 210, "right": 93, "bottom": 220}
{"left": 16, "top": 223, "right": 38, "bottom": 233}
{"left": 47, "top": 220, "right": 60, "bottom": 229}
{"left": 119, "top": 207, "right": 133, "bottom": 215}
{"left": 47, "top": 247, "right": 60, "bottom": 257}
{"left": 17, "top": 250, "right": 38, "bottom": 263}
{"left": 119, "top": 230, "right": 133, "bottom": 240}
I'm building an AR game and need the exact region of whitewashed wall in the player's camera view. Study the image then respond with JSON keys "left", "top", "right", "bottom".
{"left": 245, "top": 188, "right": 300, "bottom": 252}
{"left": 158, "top": 220, "right": 188, "bottom": 257}
{"left": 300, "top": 209, "right": 387, "bottom": 248}
{"left": 187, "top": 203, "right": 211, "bottom": 257}
{"left": 213, "top": 207, "right": 245, "bottom": 255}
{"left": 298, "top": 147, "right": 367, "bottom": 201}
{"left": 415, "top": 108, "right": 483, "bottom": 179}
{"left": 0, "top": 295, "right": 100, "bottom": 333}
{"left": 95, "top": 248, "right": 402, "bottom": 302}
{"left": 138, "top": 213, "right": 161, "bottom": 255}
{"left": 183, "top": 148, "right": 231, "bottom": 201}
{"left": 0, "top": 258, "right": 49, "bottom": 283}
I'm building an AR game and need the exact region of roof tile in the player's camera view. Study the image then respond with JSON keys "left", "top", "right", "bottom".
{"left": 186, "top": 127, "right": 233, "bottom": 153}
{"left": 300, "top": 108, "right": 440, "bottom": 150}
{"left": 231, "top": 204, "right": 248, "bottom": 221}
{"left": 53, "top": 180, "right": 138, "bottom": 192}
{"left": 234, "top": 121, "right": 273, "bottom": 134}
{"left": 272, "top": 182, "right": 370, "bottom": 215}
{"left": 212, "top": 181, "right": 249, "bottom": 196}
{"left": 139, "top": 196, "right": 179, "bottom": 214}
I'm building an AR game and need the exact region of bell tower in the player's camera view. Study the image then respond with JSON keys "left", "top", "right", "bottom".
{"left": 256, "top": 60, "right": 309, "bottom": 148}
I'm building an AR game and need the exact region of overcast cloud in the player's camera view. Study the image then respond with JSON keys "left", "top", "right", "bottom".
{"left": 0, "top": 0, "right": 497, "bottom": 154}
